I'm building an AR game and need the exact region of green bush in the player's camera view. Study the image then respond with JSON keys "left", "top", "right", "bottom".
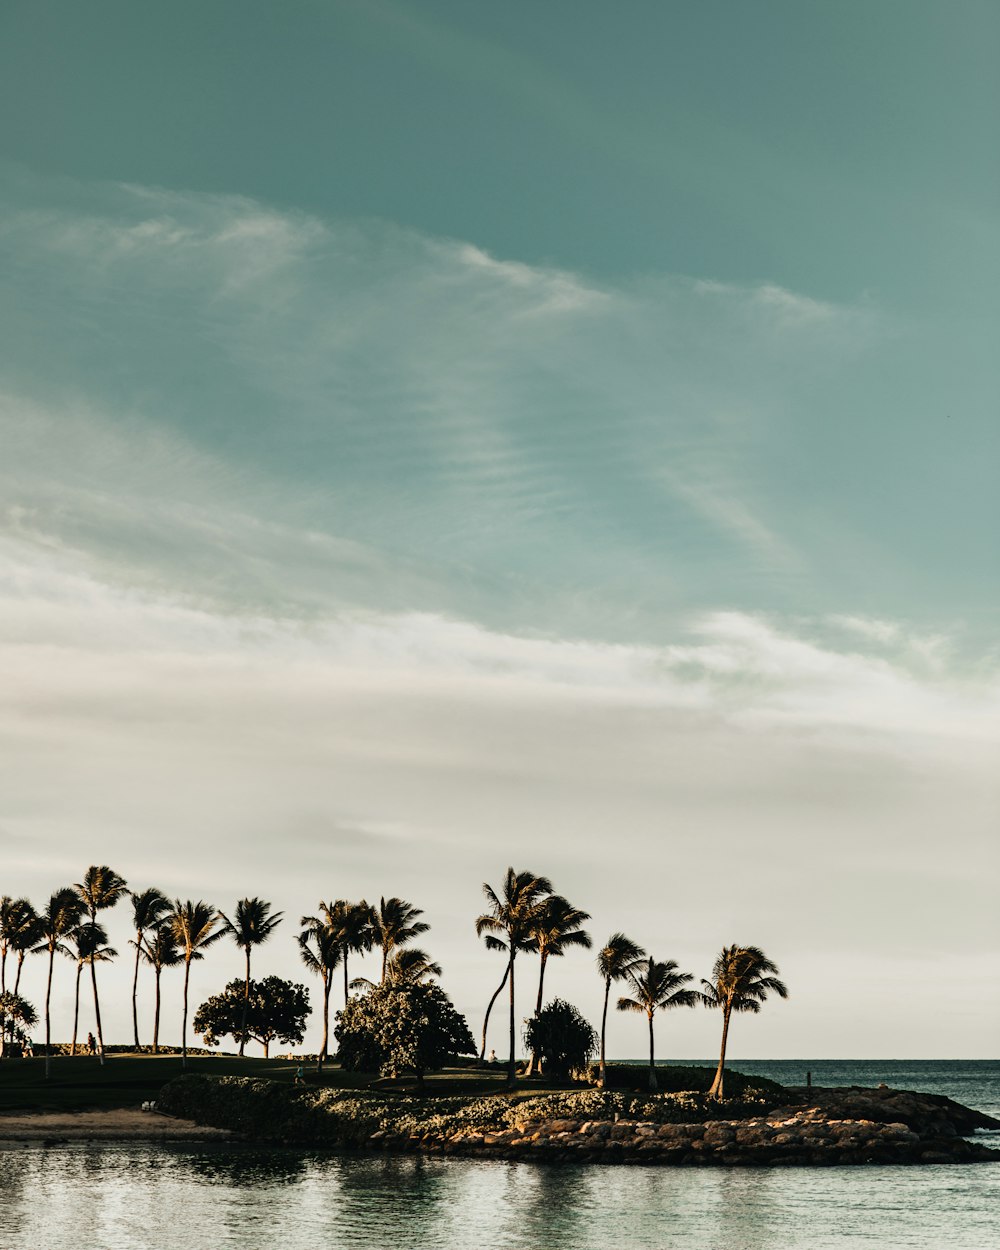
{"left": 589, "top": 1063, "right": 784, "bottom": 1101}
{"left": 523, "top": 999, "right": 597, "bottom": 1080}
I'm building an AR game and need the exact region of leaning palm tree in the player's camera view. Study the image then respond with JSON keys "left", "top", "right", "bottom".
{"left": 75, "top": 866, "right": 128, "bottom": 1064}
{"left": 1, "top": 898, "right": 40, "bottom": 995}
{"left": 298, "top": 916, "right": 341, "bottom": 1071}
{"left": 167, "top": 900, "right": 223, "bottom": 1068}
{"left": 369, "top": 897, "right": 429, "bottom": 985}
{"left": 141, "top": 923, "right": 183, "bottom": 1054}
{"left": 596, "top": 932, "right": 645, "bottom": 1087}
{"left": 219, "top": 898, "right": 284, "bottom": 1056}
{"left": 128, "top": 887, "right": 169, "bottom": 1050}
{"left": 617, "top": 957, "right": 699, "bottom": 1091}
{"left": 525, "top": 895, "right": 591, "bottom": 1075}
{"left": 68, "top": 923, "right": 116, "bottom": 1056}
{"left": 476, "top": 867, "right": 552, "bottom": 1087}
{"left": 700, "top": 944, "right": 788, "bottom": 1099}
{"left": 32, "top": 888, "right": 82, "bottom": 1079}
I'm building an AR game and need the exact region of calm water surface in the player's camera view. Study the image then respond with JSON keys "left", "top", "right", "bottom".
{"left": 1, "top": 1061, "right": 997, "bottom": 1250}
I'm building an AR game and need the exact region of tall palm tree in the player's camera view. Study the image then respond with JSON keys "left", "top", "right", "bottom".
{"left": 370, "top": 897, "right": 429, "bottom": 985}
{"left": 68, "top": 923, "right": 116, "bottom": 1056}
{"left": 298, "top": 916, "right": 341, "bottom": 1071}
{"left": 219, "top": 898, "right": 284, "bottom": 1057}
{"left": 1, "top": 898, "right": 39, "bottom": 995}
{"left": 32, "top": 888, "right": 82, "bottom": 1079}
{"left": 75, "top": 866, "right": 128, "bottom": 1064}
{"left": 317, "top": 900, "right": 372, "bottom": 1008}
{"left": 475, "top": 867, "right": 552, "bottom": 1087}
{"left": 617, "top": 957, "right": 699, "bottom": 1091}
{"left": 141, "top": 923, "right": 183, "bottom": 1054}
{"left": 386, "top": 947, "right": 442, "bottom": 983}
{"left": 700, "top": 945, "right": 788, "bottom": 1099}
{"left": 167, "top": 900, "right": 223, "bottom": 1068}
{"left": 128, "top": 887, "right": 169, "bottom": 1050}
{"left": 596, "top": 932, "right": 645, "bottom": 1088}
{"left": 525, "top": 895, "right": 591, "bottom": 1075}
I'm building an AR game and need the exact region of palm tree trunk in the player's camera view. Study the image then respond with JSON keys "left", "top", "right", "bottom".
{"left": 598, "top": 978, "right": 611, "bottom": 1088}
{"left": 343, "top": 951, "right": 349, "bottom": 1007}
{"left": 44, "top": 948, "right": 54, "bottom": 1080}
{"left": 89, "top": 957, "right": 105, "bottom": 1065}
{"left": 1, "top": 947, "right": 6, "bottom": 994}
{"left": 181, "top": 958, "right": 191, "bottom": 1069}
{"left": 318, "top": 975, "right": 330, "bottom": 1073}
{"left": 708, "top": 1008, "right": 731, "bottom": 1098}
{"left": 71, "top": 964, "right": 82, "bottom": 1055}
{"left": 153, "top": 968, "right": 161, "bottom": 1054}
{"left": 132, "top": 935, "right": 142, "bottom": 1050}
{"left": 479, "top": 961, "right": 510, "bottom": 1061}
{"left": 14, "top": 952, "right": 25, "bottom": 996}
{"left": 647, "top": 1012, "right": 657, "bottom": 1091}
{"left": 506, "top": 954, "right": 517, "bottom": 1088}
{"left": 526, "top": 951, "right": 548, "bottom": 1076}
{"left": 239, "top": 947, "right": 250, "bottom": 1057}
{"left": 381, "top": 943, "right": 388, "bottom": 985}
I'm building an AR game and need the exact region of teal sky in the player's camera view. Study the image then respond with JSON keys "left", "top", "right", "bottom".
{"left": 1, "top": 2, "right": 997, "bottom": 1057}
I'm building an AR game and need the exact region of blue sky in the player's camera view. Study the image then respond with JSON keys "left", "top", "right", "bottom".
{"left": 1, "top": 1, "right": 997, "bottom": 1057}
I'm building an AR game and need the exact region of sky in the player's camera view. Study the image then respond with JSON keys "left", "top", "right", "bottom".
{"left": 0, "top": 0, "right": 997, "bottom": 1060}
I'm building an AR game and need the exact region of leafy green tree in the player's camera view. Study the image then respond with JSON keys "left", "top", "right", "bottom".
{"left": 335, "top": 981, "right": 475, "bottom": 1090}
{"left": 0, "top": 897, "right": 39, "bottom": 995}
{"left": 219, "top": 898, "right": 284, "bottom": 1056}
{"left": 475, "top": 867, "right": 552, "bottom": 1085}
{"left": 194, "top": 976, "right": 310, "bottom": 1058}
{"left": 32, "top": 888, "right": 82, "bottom": 1078}
{"left": 0, "top": 991, "right": 37, "bottom": 1058}
{"left": 167, "top": 900, "right": 223, "bottom": 1067}
{"left": 75, "top": 866, "right": 128, "bottom": 1064}
{"left": 67, "top": 922, "right": 116, "bottom": 1055}
{"left": 525, "top": 895, "right": 591, "bottom": 1074}
{"left": 369, "top": 897, "right": 429, "bottom": 985}
{"left": 596, "top": 932, "right": 645, "bottom": 1088}
{"left": 700, "top": 945, "right": 788, "bottom": 1098}
{"left": 616, "top": 957, "right": 698, "bottom": 1090}
{"left": 128, "top": 887, "right": 169, "bottom": 1050}
{"left": 523, "top": 998, "right": 597, "bottom": 1082}
{"left": 298, "top": 916, "right": 341, "bottom": 1070}
{"left": 141, "top": 923, "right": 183, "bottom": 1053}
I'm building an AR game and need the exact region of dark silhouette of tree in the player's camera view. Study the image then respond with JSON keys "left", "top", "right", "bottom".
{"left": 194, "top": 976, "right": 310, "bottom": 1058}
{"left": 32, "top": 888, "right": 82, "bottom": 1079}
{"left": 617, "top": 957, "right": 698, "bottom": 1090}
{"left": 0, "top": 991, "right": 37, "bottom": 1058}
{"left": 596, "top": 932, "right": 645, "bottom": 1088}
{"left": 128, "top": 887, "right": 169, "bottom": 1050}
{"left": 68, "top": 922, "right": 116, "bottom": 1055}
{"left": 75, "top": 866, "right": 127, "bottom": 1064}
{"left": 219, "top": 898, "right": 284, "bottom": 1057}
{"left": 141, "top": 923, "right": 182, "bottom": 1054}
{"left": 298, "top": 916, "right": 341, "bottom": 1070}
{"left": 525, "top": 895, "right": 591, "bottom": 1074}
{"left": 0, "top": 897, "right": 40, "bottom": 996}
{"left": 475, "top": 867, "right": 552, "bottom": 1087}
{"left": 700, "top": 945, "right": 788, "bottom": 1098}
{"left": 523, "top": 998, "right": 597, "bottom": 1082}
{"left": 317, "top": 900, "right": 372, "bottom": 1008}
{"left": 370, "top": 897, "right": 429, "bottom": 985}
{"left": 167, "top": 900, "right": 223, "bottom": 1068}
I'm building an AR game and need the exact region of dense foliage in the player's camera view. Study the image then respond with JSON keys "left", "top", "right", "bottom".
{"left": 523, "top": 998, "right": 597, "bottom": 1080}
{"left": 194, "top": 977, "right": 310, "bottom": 1057}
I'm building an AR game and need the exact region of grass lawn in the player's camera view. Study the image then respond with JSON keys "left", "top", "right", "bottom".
{"left": 0, "top": 1053, "right": 543, "bottom": 1113}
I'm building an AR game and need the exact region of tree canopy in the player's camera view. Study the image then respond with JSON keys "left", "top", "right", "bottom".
{"left": 194, "top": 976, "right": 310, "bottom": 1058}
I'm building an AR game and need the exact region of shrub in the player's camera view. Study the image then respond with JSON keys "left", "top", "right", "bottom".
{"left": 523, "top": 999, "right": 597, "bottom": 1081}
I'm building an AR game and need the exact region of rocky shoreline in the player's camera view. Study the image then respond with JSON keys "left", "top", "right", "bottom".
{"left": 157, "top": 1076, "right": 1000, "bottom": 1167}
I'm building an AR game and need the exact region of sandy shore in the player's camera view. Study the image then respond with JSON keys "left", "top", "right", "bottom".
{"left": 0, "top": 1109, "right": 231, "bottom": 1143}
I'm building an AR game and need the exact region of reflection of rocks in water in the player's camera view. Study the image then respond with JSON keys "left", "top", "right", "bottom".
{"left": 178, "top": 1144, "right": 309, "bottom": 1187}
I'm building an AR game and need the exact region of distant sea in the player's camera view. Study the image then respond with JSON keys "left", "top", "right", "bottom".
{"left": 2, "top": 1060, "right": 996, "bottom": 1250}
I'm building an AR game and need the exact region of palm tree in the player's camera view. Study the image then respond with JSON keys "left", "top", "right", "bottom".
{"left": 128, "top": 887, "right": 169, "bottom": 1050}
{"left": 386, "top": 947, "right": 442, "bottom": 983}
{"left": 1, "top": 898, "right": 39, "bottom": 995}
{"left": 700, "top": 945, "right": 788, "bottom": 1099}
{"left": 141, "top": 923, "right": 183, "bottom": 1054}
{"left": 370, "top": 897, "right": 429, "bottom": 984}
{"left": 298, "top": 916, "right": 341, "bottom": 1071}
{"left": 316, "top": 900, "right": 372, "bottom": 1008}
{"left": 525, "top": 895, "right": 591, "bottom": 1075}
{"left": 75, "top": 866, "right": 128, "bottom": 1064}
{"left": 167, "top": 900, "right": 223, "bottom": 1068}
{"left": 596, "top": 932, "right": 645, "bottom": 1087}
{"left": 68, "top": 923, "right": 116, "bottom": 1056}
{"left": 32, "top": 888, "right": 82, "bottom": 1079}
{"left": 475, "top": 867, "right": 552, "bottom": 1087}
{"left": 617, "top": 957, "right": 698, "bottom": 1091}
{"left": 219, "top": 898, "right": 284, "bottom": 1057}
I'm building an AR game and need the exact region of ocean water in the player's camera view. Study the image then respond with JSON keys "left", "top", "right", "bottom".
{"left": 1, "top": 1061, "right": 997, "bottom": 1250}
